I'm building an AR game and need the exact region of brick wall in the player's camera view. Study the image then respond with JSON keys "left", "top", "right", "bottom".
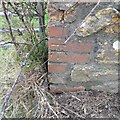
{"left": 48, "top": 2, "right": 119, "bottom": 93}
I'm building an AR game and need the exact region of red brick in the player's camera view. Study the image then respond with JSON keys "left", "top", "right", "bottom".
{"left": 48, "top": 76, "right": 66, "bottom": 84}
{"left": 48, "top": 26, "right": 67, "bottom": 37}
{"left": 48, "top": 64, "right": 67, "bottom": 73}
{"left": 49, "top": 52, "right": 90, "bottom": 63}
{"left": 48, "top": 39, "right": 93, "bottom": 52}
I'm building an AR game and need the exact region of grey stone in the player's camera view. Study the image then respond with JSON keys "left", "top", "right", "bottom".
{"left": 71, "top": 64, "right": 118, "bottom": 93}
{"left": 71, "top": 64, "right": 118, "bottom": 82}
{"left": 76, "top": 8, "right": 120, "bottom": 37}
{"left": 91, "top": 81, "right": 118, "bottom": 93}
{"left": 51, "top": 3, "right": 73, "bottom": 11}
{"left": 71, "top": 69, "right": 90, "bottom": 82}
{"left": 65, "top": 15, "right": 76, "bottom": 23}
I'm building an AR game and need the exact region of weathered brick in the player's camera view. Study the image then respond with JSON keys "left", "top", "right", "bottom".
{"left": 48, "top": 26, "right": 67, "bottom": 37}
{"left": 48, "top": 76, "right": 66, "bottom": 84}
{"left": 48, "top": 63, "right": 67, "bottom": 73}
{"left": 48, "top": 39, "right": 93, "bottom": 52}
{"left": 49, "top": 52, "right": 90, "bottom": 63}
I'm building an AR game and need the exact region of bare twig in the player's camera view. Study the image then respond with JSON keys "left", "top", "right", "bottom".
{"left": 61, "top": 105, "right": 84, "bottom": 118}
{"left": 71, "top": 95, "right": 81, "bottom": 102}
{"left": 8, "top": 2, "right": 31, "bottom": 35}
{"left": 0, "top": 41, "right": 32, "bottom": 46}
{"left": 64, "top": 0, "right": 101, "bottom": 43}
{"left": 2, "top": 2, "right": 18, "bottom": 49}
{"left": 38, "top": 1, "right": 45, "bottom": 33}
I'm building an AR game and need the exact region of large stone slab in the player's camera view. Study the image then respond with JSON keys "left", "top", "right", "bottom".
{"left": 71, "top": 64, "right": 118, "bottom": 93}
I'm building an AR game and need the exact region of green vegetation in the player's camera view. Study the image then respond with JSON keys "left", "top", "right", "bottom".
{"left": 0, "top": 16, "right": 39, "bottom": 29}
{"left": 0, "top": 2, "right": 49, "bottom": 118}
{"left": 0, "top": 2, "right": 48, "bottom": 68}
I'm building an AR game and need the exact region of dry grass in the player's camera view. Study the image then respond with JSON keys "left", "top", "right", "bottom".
{"left": 1, "top": 65, "right": 59, "bottom": 118}
{"left": 1, "top": 64, "right": 80, "bottom": 118}
{"left": 0, "top": 42, "right": 20, "bottom": 112}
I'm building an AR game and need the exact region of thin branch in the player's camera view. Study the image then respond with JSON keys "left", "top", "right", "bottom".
{"left": 38, "top": 1, "right": 45, "bottom": 34}
{"left": 2, "top": 2, "right": 18, "bottom": 49}
{"left": 24, "top": 2, "right": 39, "bottom": 15}
{"left": 0, "top": 41, "right": 32, "bottom": 46}
{"left": 64, "top": 0, "right": 101, "bottom": 43}
{"left": 61, "top": 105, "right": 84, "bottom": 118}
{"left": 8, "top": 2, "right": 31, "bottom": 35}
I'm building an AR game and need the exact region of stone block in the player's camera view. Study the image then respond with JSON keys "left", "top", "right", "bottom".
{"left": 71, "top": 64, "right": 118, "bottom": 82}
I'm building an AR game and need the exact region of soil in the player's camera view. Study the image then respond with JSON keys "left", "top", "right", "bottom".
{"left": 52, "top": 90, "right": 120, "bottom": 119}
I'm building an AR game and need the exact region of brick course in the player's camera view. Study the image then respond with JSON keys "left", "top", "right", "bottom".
{"left": 48, "top": 76, "right": 66, "bottom": 84}
{"left": 48, "top": 26, "right": 67, "bottom": 37}
{"left": 47, "top": 3, "right": 93, "bottom": 92}
{"left": 48, "top": 39, "right": 93, "bottom": 53}
{"left": 48, "top": 63, "right": 67, "bottom": 73}
{"left": 49, "top": 52, "right": 90, "bottom": 63}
